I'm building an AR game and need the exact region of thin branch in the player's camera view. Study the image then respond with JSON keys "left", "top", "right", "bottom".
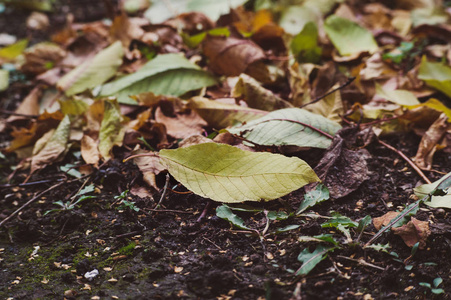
{"left": 0, "top": 181, "right": 65, "bottom": 227}
{"left": 378, "top": 139, "right": 431, "bottom": 184}
{"left": 0, "top": 109, "right": 39, "bottom": 118}
{"left": 300, "top": 77, "right": 355, "bottom": 109}
{"left": 336, "top": 255, "right": 385, "bottom": 271}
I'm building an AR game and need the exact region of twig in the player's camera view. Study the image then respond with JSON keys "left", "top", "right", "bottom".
{"left": 196, "top": 201, "right": 211, "bottom": 222}
{"left": 0, "top": 181, "right": 66, "bottom": 227}
{"left": 0, "top": 109, "right": 39, "bottom": 118}
{"left": 155, "top": 173, "right": 170, "bottom": 209}
{"left": 300, "top": 77, "right": 355, "bottom": 109}
{"left": 378, "top": 139, "right": 431, "bottom": 184}
{"left": 336, "top": 255, "right": 385, "bottom": 271}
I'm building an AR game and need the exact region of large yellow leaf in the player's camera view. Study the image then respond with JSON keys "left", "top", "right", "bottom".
{"left": 159, "top": 143, "right": 319, "bottom": 203}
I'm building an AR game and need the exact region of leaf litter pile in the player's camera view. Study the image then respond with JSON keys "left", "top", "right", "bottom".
{"left": 1, "top": 0, "right": 451, "bottom": 299}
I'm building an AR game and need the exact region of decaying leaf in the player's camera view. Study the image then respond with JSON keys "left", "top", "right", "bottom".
{"left": 155, "top": 106, "right": 207, "bottom": 140}
{"left": 414, "top": 172, "right": 451, "bottom": 209}
{"left": 133, "top": 149, "right": 165, "bottom": 190}
{"left": 228, "top": 108, "right": 341, "bottom": 149}
{"left": 98, "top": 100, "right": 125, "bottom": 160}
{"left": 202, "top": 35, "right": 265, "bottom": 76}
{"left": 31, "top": 114, "right": 71, "bottom": 173}
{"left": 392, "top": 217, "right": 430, "bottom": 249}
{"left": 189, "top": 96, "right": 267, "bottom": 129}
{"left": 232, "top": 74, "right": 293, "bottom": 111}
{"left": 159, "top": 143, "right": 320, "bottom": 203}
{"left": 81, "top": 135, "right": 101, "bottom": 166}
{"left": 373, "top": 211, "right": 400, "bottom": 231}
{"left": 313, "top": 127, "right": 370, "bottom": 199}
{"left": 414, "top": 113, "right": 449, "bottom": 170}
{"left": 7, "top": 87, "right": 41, "bottom": 123}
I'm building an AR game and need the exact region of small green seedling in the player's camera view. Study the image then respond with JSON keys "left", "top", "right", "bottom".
{"left": 419, "top": 277, "right": 445, "bottom": 295}
{"left": 44, "top": 184, "right": 96, "bottom": 215}
{"left": 321, "top": 211, "right": 358, "bottom": 243}
{"left": 115, "top": 190, "right": 140, "bottom": 212}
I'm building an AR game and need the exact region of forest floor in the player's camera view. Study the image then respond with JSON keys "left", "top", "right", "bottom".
{"left": 1, "top": 1, "right": 451, "bottom": 300}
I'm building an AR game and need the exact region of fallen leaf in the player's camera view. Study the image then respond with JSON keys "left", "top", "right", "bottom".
{"left": 7, "top": 87, "right": 41, "bottom": 123}
{"left": 31, "top": 115, "right": 71, "bottom": 173}
{"left": 81, "top": 135, "right": 101, "bottom": 166}
{"left": 324, "top": 15, "right": 378, "bottom": 56}
{"left": 189, "top": 96, "right": 266, "bottom": 129}
{"left": 373, "top": 211, "right": 399, "bottom": 231}
{"left": 98, "top": 100, "right": 125, "bottom": 160}
{"left": 228, "top": 108, "right": 341, "bottom": 149}
{"left": 99, "top": 53, "right": 217, "bottom": 104}
{"left": 414, "top": 113, "right": 449, "bottom": 170}
{"left": 232, "top": 74, "right": 293, "bottom": 111}
{"left": 57, "top": 41, "right": 124, "bottom": 96}
{"left": 418, "top": 56, "right": 451, "bottom": 98}
{"left": 21, "top": 42, "right": 66, "bottom": 75}
{"left": 202, "top": 35, "right": 265, "bottom": 76}
{"left": 313, "top": 127, "right": 370, "bottom": 199}
{"left": 296, "top": 244, "right": 335, "bottom": 276}
{"left": 159, "top": 143, "right": 320, "bottom": 203}
{"left": 392, "top": 217, "right": 430, "bottom": 249}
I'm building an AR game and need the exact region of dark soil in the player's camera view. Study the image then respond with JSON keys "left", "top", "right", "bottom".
{"left": 1, "top": 2, "right": 451, "bottom": 300}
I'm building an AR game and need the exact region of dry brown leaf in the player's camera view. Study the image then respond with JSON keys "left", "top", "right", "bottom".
{"left": 179, "top": 135, "right": 214, "bottom": 148}
{"left": 414, "top": 113, "right": 450, "bottom": 170}
{"left": 202, "top": 36, "right": 265, "bottom": 77}
{"left": 81, "top": 135, "right": 101, "bottom": 166}
{"left": 392, "top": 217, "right": 430, "bottom": 249}
{"left": 232, "top": 74, "right": 292, "bottom": 111}
{"left": 373, "top": 211, "right": 399, "bottom": 231}
{"left": 130, "top": 184, "right": 154, "bottom": 200}
{"left": 155, "top": 107, "right": 207, "bottom": 139}
{"left": 312, "top": 127, "right": 370, "bottom": 199}
{"left": 110, "top": 14, "right": 145, "bottom": 45}
{"left": 7, "top": 87, "right": 41, "bottom": 123}
{"left": 21, "top": 43, "right": 66, "bottom": 75}
{"left": 133, "top": 148, "right": 165, "bottom": 190}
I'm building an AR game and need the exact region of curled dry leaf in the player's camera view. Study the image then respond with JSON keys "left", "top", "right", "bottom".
{"left": 313, "top": 127, "right": 370, "bottom": 199}
{"left": 133, "top": 149, "right": 165, "bottom": 190}
{"left": 373, "top": 211, "right": 399, "bottom": 231}
{"left": 202, "top": 35, "right": 265, "bottom": 76}
{"left": 81, "top": 135, "right": 101, "bottom": 167}
{"left": 31, "top": 115, "right": 71, "bottom": 173}
{"left": 155, "top": 106, "right": 207, "bottom": 140}
{"left": 392, "top": 217, "right": 430, "bottom": 249}
{"left": 232, "top": 74, "right": 293, "bottom": 111}
{"left": 7, "top": 87, "right": 41, "bottom": 123}
{"left": 21, "top": 43, "right": 66, "bottom": 75}
{"left": 414, "top": 113, "right": 450, "bottom": 170}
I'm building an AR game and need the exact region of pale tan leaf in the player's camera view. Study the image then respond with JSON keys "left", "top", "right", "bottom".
{"left": 31, "top": 115, "right": 71, "bottom": 173}
{"left": 81, "top": 135, "right": 101, "bottom": 166}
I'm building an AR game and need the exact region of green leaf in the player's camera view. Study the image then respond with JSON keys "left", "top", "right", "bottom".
{"left": 216, "top": 205, "right": 251, "bottom": 230}
{"left": 296, "top": 244, "right": 335, "bottom": 276}
{"left": 57, "top": 41, "right": 123, "bottom": 96}
{"left": 267, "top": 211, "right": 289, "bottom": 220}
{"left": 324, "top": 15, "right": 378, "bottom": 56}
{"left": 275, "top": 224, "right": 301, "bottom": 234}
{"left": 60, "top": 163, "right": 82, "bottom": 178}
{"left": 99, "top": 53, "right": 217, "bottom": 104}
{"left": 414, "top": 172, "right": 451, "bottom": 208}
{"left": 186, "top": 0, "right": 247, "bottom": 22}
{"left": 298, "top": 234, "right": 339, "bottom": 246}
{"left": 290, "top": 22, "right": 321, "bottom": 63}
{"left": 159, "top": 143, "right": 320, "bottom": 203}
{"left": 188, "top": 96, "right": 266, "bottom": 129}
{"left": 418, "top": 57, "right": 451, "bottom": 98}
{"left": 357, "top": 215, "right": 372, "bottom": 233}
{"left": 77, "top": 184, "right": 96, "bottom": 196}
{"left": 228, "top": 108, "right": 341, "bottom": 149}
{"left": 321, "top": 212, "right": 357, "bottom": 242}
{"left": 0, "top": 39, "right": 28, "bottom": 59}
{"left": 0, "top": 69, "right": 8, "bottom": 91}
{"left": 297, "top": 183, "right": 330, "bottom": 214}
{"left": 99, "top": 100, "right": 125, "bottom": 160}
{"left": 364, "top": 243, "right": 391, "bottom": 253}
{"left": 375, "top": 83, "right": 420, "bottom": 106}
{"left": 279, "top": 5, "right": 319, "bottom": 35}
